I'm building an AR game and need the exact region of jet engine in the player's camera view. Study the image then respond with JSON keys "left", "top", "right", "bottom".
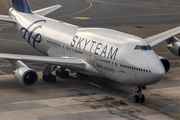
{"left": 14, "top": 67, "right": 38, "bottom": 86}
{"left": 167, "top": 36, "right": 180, "bottom": 56}
{"left": 158, "top": 56, "right": 170, "bottom": 73}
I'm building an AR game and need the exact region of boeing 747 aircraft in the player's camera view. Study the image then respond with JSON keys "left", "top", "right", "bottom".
{"left": 0, "top": 0, "right": 179, "bottom": 103}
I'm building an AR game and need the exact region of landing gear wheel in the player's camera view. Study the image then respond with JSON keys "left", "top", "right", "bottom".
{"left": 42, "top": 74, "right": 56, "bottom": 83}
{"left": 134, "top": 86, "right": 146, "bottom": 103}
{"left": 56, "top": 70, "right": 60, "bottom": 77}
{"left": 134, "top": 95, "right": 140, "bottom": 103}
{"left": 140, "top": 94, "right": 145, "bottom": 103}
{"left": 57, "top": 68, "right": 69, "bottom": 78}
{"left": 59, "top": 71, "right": 63, "bottom": 78}
{"left": 51, "top": 75, "right": 56, "bottom": 82}
{"left": 142, "top": 86, "right": 146, "bottom": 89}
{"left": 46, "top": 75, "right": 50, "bottom": 83}
{"left": 42, "top": 74, "right": 47, "bottom": 82}
{"left": 64, "top": 71, "right": 69, "bottom": 78}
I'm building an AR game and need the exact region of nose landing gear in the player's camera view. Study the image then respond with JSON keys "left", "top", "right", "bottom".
{"left": 134, "top": 86, "right": 145, "bottom": 103}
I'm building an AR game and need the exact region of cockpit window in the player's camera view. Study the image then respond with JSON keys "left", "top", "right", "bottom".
{"left": 134, "top": 45, "right": 152, "bottom": 50}
{"left": 134, "top": 45, "right": 141, "bottom": 49}
{"left": 147, "top": 45, "right": 152, "bottom": 50}
{"left": 141, "top": 46, "right": 148, "bottom": 50}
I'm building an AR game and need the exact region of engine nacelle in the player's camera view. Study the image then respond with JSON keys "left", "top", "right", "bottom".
{"left": 158, "top": 56, "right": 170, "bottom": 73}
{"left": 14, "top": 67, "right": 38, "bottom": 86}
{"left": 167, "top": 36, "right": 180, "bottom": 56}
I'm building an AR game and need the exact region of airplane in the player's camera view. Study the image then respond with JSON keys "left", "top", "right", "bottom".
{"left": 0, "top": 0, "right": 179, "bottom": 103}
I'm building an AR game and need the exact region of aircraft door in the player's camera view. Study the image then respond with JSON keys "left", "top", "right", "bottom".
{"left": 111, "top": 59, "right": 119, "bottom": 80}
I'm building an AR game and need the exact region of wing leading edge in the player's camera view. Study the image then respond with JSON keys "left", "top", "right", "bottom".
{"left": 145, "top": 26, "right": 180, "bottom": 47}
{"left": 0, "top": 53, "right": 86, "bottom": 70}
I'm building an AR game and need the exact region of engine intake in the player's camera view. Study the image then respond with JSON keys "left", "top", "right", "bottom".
{"left": 14, "top": 67, "right": 38, "bottom": 86}
{"left": 158, "top": 56, "right": 170, "bottom": 73}
{"left": 167, "top": 36, "right": 180, "bottom": 56}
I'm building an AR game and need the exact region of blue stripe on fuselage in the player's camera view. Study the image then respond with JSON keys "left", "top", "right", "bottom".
{"left": 12, "top": 0, "right": 32, "bottom": 14}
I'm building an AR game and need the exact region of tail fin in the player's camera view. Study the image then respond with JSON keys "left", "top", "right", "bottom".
{"left": 12, "top": 0, "right": 33, "bottom": 14}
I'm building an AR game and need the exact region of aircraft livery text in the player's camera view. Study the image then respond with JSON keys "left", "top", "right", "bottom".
{"left": 71, "top": 36, "right": 119, "bottom": 60}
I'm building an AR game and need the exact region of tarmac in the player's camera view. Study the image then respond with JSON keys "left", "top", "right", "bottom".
{"left": 0, "top": 0, "right": 180, "bottom": 119}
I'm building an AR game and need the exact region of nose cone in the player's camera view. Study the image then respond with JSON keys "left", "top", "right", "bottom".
{"left": 151, "top": 65, "right": 165, "bottom": 84}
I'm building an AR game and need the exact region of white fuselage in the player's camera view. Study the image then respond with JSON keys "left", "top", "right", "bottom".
{"left": 9, "top": 8, "right": 165, "bottom": 86}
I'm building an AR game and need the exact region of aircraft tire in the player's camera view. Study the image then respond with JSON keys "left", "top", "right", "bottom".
{"left": 42, "top": 74, "right": 47, "bottom": 81}
{"left": 56, "top": 70, "right": 60, "bottom": 77}
{"left": 140, "top": 94, "right": 145, "bottom": 103}
{"left": 59, "top": 71, "right": 63, "bottom": 78}
{"left": 52, "top": 75, "right": 56, "bottom": 82}
{"left": 134, "top": 95, "right": 140, "bottom": 103}
{"left": 64, "top": 71, "right": 69, "bottom": 78}
{"left": 46, "top": 75, "right": 50, "bottom": 83}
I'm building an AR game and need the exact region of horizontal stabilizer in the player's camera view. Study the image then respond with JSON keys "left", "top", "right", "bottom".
{"left": 0, "top": 53, "right": 86, "bottom": 70}
{"left": 34, "top": 4, "right": 61, "bottom": 16}
{"left": 0, "top": 15, "right": 15, "bottom": 23}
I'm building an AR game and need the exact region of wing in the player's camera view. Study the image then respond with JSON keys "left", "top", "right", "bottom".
{"left": 34, "top": 5, "right": 61, "bottom": 16}
{"left": 145, "top": 26, "right": 180, "bottom": 47}
{"left": 0, "top": 53, "right": 86, "bottom": 70}
{"left": 0, "top": 15, "right": 15, "bottom": 23}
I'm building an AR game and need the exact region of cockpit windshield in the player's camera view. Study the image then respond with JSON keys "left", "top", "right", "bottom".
{"left": 134, "top": 45, "right": 152, "bottom": 50}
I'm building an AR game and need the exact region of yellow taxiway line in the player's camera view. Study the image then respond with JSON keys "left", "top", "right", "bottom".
{"left": 54, "top": 0, "right": 92, "bottom": 19}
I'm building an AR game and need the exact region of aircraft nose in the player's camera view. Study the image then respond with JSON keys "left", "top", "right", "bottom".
{"left": 151, "top": 65, "right": 165, "bottom": 84}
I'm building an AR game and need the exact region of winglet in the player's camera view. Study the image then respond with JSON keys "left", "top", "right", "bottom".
{"left": 12, "top": 0, "right": 33, "bottom": 14}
